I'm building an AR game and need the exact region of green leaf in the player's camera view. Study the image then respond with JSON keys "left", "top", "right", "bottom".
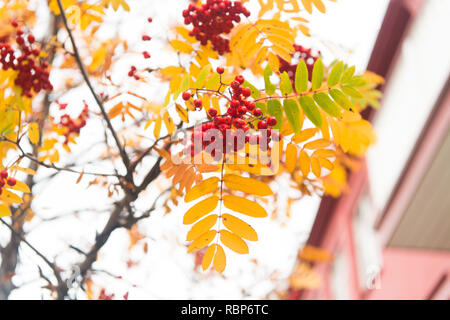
{"left": 267, "top": 99, "right": 283, "bottom": 130}
{"left": 180, "top": 73, "right": 189, "bottom": 92}
{"left": 341, "top": 66, "right": 355, "bottom": 84}
{"left": 264, "top": 64, "right": 276, "bottom": 95}
{"left": 255, "top": 102, "right": 267, "bottom": 115}
{"left": 295, "top": 59, "right": 308, "bottom": 93}
{"left": 329, "top": 89, "right": 353, "bottom": 111}
{"left": 311, "top": 58, "right": 324, "bottom": 91}
{"left": 280, "top": 72, "right": 293, "bottom": 95}
{"left": 327, "top": 61, "right": 344, "bottom": 87}
{"left": 299, "top": 96, "right": 322, "bottom": 127}
{"left": 347, "top": 76, "right": 367, "bottom": 87}
{"left": 243, "top": 80, "right": 260, "bottom": 99}
{"left": 313, "top": 93, "right": 341, "bottom": 118}
{"left": 206, "top": 73, "right": 220, "bottom": 90}
{"left": 283, "top": 99, "right": 302, "bottom": 133}
{"left": 341, "top": 86, "right": 364, "bottom": 99}
{"left": 194, "top": 65, "right": 211, "bottom": 88}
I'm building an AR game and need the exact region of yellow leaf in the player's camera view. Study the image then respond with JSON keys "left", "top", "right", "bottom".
{"left": 213, "top": 244, "right": 226, "bottom": 273}
{"left": 301, "top": 0, "right": 313, "bottom": 13}
{"left": 175, "top": 103, "right": 189, "bottom": 123}
{"left": 222, "top": 195, "right": 267, "bottom": 218}
{"left": 222, "top": 214, "right": 258, "bottom": 241}
{"left": 187, "top": 230, "right": 217, "bottom": 253}
{"left": 186, "top": 214, "right": 218, "bottom": 241}
{"left": 183, "top": 196, "right": 219, "bottom": 225}
{"left": 267, "top": 51, "right": 280, "bottom": 72}
{"left": 311, "top": 156, "right": 321, "bottom": 177}
{"left": 223, "top": 174, "right": 273, "bottom": 196}
{"left": 313, "top": 149, "right": 335, "bottom": 158}
{"left": 293, "top": 128, "right": 319, "bottom": 143}
{"left": 163, "top": 111, "right": 175, "bottom": 135}
{"left": 299, "top": 150, "right": 310, "bottom": 177}
{"left": 285, "top": 143, "right": 298, "bottom": 173}
{"left": 0, "top": 189, "right": 23, "bottom": 204}
{"left": 312, "top": 0, "right": 326, "bottom": 13}
{"left": 170, "top": 40, "right": 194, "bottom": 54}
{"left": 160, "top": 66, "right": 184, "bottom": 78}
{"left": 184, "top": 177, "right": 219, "bottom": 202}
{"left": 318, "top": 156, "right": 334, "bottom": 171}
{"left": 6, "top": 180, "right": 30, "bottom": 193}
{"left": 202, "top": 245, "right": 216, "bottom": 271}
{"left": 304, "top": 139, "right": 331, "bottom": 150}
{"left": 9, "top": 166, "right": 36, "bottom": 176}
{"left": 220, "top": 230, "right": 249, "bottom": 254}
{"left": 28, "top": 122, "right": 39, "bottom": 145}
{"left": 299, "top": 245, "right": 333, "bottom": 262}
{"left": 0, "top": 204, "right": 11, "bottom": 217}
{"left": 153, "top": 117, "right": 162, "bottom": 139}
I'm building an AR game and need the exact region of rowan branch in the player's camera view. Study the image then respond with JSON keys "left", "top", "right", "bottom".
{"left": 55, "top": 0, "right": 131, "bottom": 172}
{"left": 0, "top": 137, "right": 118, "bottom": 178}
{"left": 0, "top": 218, "right": 64, "bottom": 289}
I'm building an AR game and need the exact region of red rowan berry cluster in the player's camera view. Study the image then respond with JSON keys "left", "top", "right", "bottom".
{"left": 128, "top": 65, "right": 139, "bottom": 80}
{"left": 58, "top": 102, "right": 90, "bottom": 144}
{"left": 0, "top": 170, "right": 16, "bottom": 196}
{"left": 0, "top": 21, "right": 53, "bottom": 97}
{"left": 182, "top": 0, "right": 250, "bottom": 55}
{"left": 182, "top": 69, "right": 280, "bottom": 160}
{"left": 279, "top": 45, "right": 321, "bottom": 87}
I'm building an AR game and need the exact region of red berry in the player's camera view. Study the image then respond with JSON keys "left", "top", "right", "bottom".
{"left": 253, "top": 108, "right": 262, "bottom": 117}
{"left": 142, "top": 35, "right": 152, "bottom": 41}
{"left": 27, "top": 34, "right": 35, "bottom": 44}
{"left": 216, "top": 67, "right": 224, "bottom": 74}
{"left": 230, "top": 81, "right": 240, "bottom": 89}
{"left": 193, "top": 99, "right": 203, "bottom": 109}
{"left": 242, "top": 87, "right": 252, "bottom": 97}
{"left": 143, "top": 51, "right": 151, "bottom": 59}
{"left": 7, "top": 177, "right": 16, "bottom": 187}
{"left": 230, "top": 99, "right": 240, "bottom": 108}
{"left": 257, "top": 120, "right": 268, "bottom": 130}
{"left": 182, "top": 91, "right": 191, "bottom": 100}
{"left": 0, "top": 170, "right": 7, "bottom": 179}
{"left": 235, "top": 75, "right": 245, "bottom": 84}
{"left": 238, "top": 106, "right": 247, "bottom": 115}
{"left": 11, "top": 20, "right": 18, "bottom": 28}
{"left": 208, "top": 108, "right": 218, "bottom": 117}
{"left": 267, "top": 116, "right": 277, "bottom": 127}
{"left": 147, "top": 17, "right": 153, "bottom": 23}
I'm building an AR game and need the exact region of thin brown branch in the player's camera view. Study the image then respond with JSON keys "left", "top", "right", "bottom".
{"left": 0, "top": 137, "right": 118, "bottom": 177}
{"left": 0, "top": 218, "right": 64, "bottom": 288}
{"left": 55, "top": 0, "right": 131, "bottom": 172}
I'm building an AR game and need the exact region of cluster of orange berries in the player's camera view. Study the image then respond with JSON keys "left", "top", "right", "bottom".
{"left": 0, "top": 170, "right": 16, "bottom": 196}
{"left": 182, "top": 0, "right": 250, "bottom": 55}
{"left": 0, "top": 20, "right": 53, "bottom": 97}
{"left": 279, "top": 44, "right": 321, "bottom": 86}
{"left": 57, "top": 102, "right": 90, "bottom": 144}
{"left": 182, "top": 68, "right": 280, "bottom": 159}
